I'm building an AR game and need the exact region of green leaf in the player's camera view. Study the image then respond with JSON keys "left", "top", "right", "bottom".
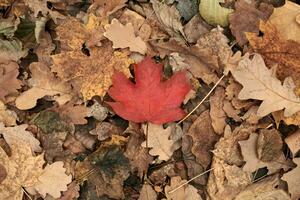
{"left": 199, "top": 0, "right": 233, "bottom": 26}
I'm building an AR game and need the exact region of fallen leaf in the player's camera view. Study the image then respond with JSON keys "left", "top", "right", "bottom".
{"left": 285, "top": 130, "right": 300, "bottom": 156}
{"left": 0, "top": 61, "right": 21, "bottom": 102}
{"left": 87, "top": 101, "right": 108, "bottom": 121}
{"left": 54, "top": 102, "right": 89, "bottom": 125}
{"left": 235, "top": 175, "right": 290, "bottom": 200}
{"left": 0, "top": 163, "right": 6, "bottom": 184}
{"left": 239, "top": 133, "right": 289, "bottom": 173}
{"left": 138, "top": 183, "right": 157, "bottom": 200}
{"left": 0, "top": 39, "right": 28, "bottom": 62}
{"left": 0, "top": 141, "right": 44, "bottom": 200}
{"left": 88, "top": 0, "right": 127, "bottom": 17}
{"left": 282, "top": 158, "right": 300, "bottom": 200}
{"left": 0, "top": 123, "right": 42, "bottom": 152}
{"left": 246, "top": 21, "right": 300, "bottom": 86}
{"left": 0, "top": 100, "right": 17, "bottom": 126}
{"left": 210, "top": 87, "right": 226, "bottom": 134}
{"left": 104, "top": 18, "right": 147, "bottom": 54}
{"left": 176, "top": 0, "right": 199, "bottom": 21}
{"left": 199, "top": 0, "right": 233, "bottom": 27}
{"left": 15, "top": 62, "right": 73, "bottom": 110}
{"left": 183, "top": 14, "right": 210, "bottom": 43}
{"left": 187, "top": 110, "right": 219, "bottom": 168}
{"left": 108, "top": 57, "right": 191, "bottom": 124}
{"left": 0, "top": 16, "right": 20, "bottom": 38}
{"left": 268, "top": 1, "right": 300, "bottom": 43}
{"left": 230, "top": 53, "right": 300, "bottom": 117}
{"left": 58, "top": 182, "right": 80, "bottom": 200}
{"left": 141, "top": 123, "right": 180, "bottom": 161}
{"left": 223, "top": 100, "right": 241, "bottom": 122}
{"left": 165, "top": 176, "right": 202, "bottom": 200}
{"left": 151, "top": 0, "right": 186, "bottom": 38}
{"left": 29, "top": 161, "right": 72, "bottom": 198}
{"left": 229, "top": 0, "right": 273, "bottom": 46}
{"left": 52, "top": 41, "right": 133, "bottom": 100}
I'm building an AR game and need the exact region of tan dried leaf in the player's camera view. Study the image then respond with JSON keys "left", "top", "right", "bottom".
{"left": 54, "top": 102, "right": 88, "bottom": 125}
{"left": 223, "top": 100, "right": 241, "bottom": 122}
{"left": 0, "top": 100, "right": 17, "bottom": 126}
{"left": 165, "top": 176, "right": 202, "bottom": 200}
{"left": 210, "top": 87, "right": 226, "bottom": 134}
{"left": 268, "top": 1, "right": 300, "bottom": 43}
{"left": 141, "top": 123, "right": 179, "bottom": 161}
{"left": 282, "top": 158, "right": 300, "bottom": 200}
{"left": 31, "top": 161, "right": 72, "bottom": 198}
{"left": 139, "top": 183, "right": 157, "bottom": 200}
{"left": 0, "top": 141, "right": 44, "bottom": 200}
{"left": 187, "top": 110, "right": 219, "bottom": 168}
{"left": 51, "top": 41, "right": 133, "bottom": 100}
{"left": 15, "top": 62, "right": 73, "bottom": 110}
{"left": 0, "top": 123, "right": 41, "bottom": 152}
{"left": 58, "top": 182, "right": 80, "bottom": 200}
{"left": 0, "top": 61, "right": 21, "bottom": 102}
{"left": 88, "top": 0, "right": 127, "bottom": 17}
{"left": 285, "top": 130, "right": 300, "bottom": 156}
{"left": 183, "top": 14, "right": 210, "bottom": 43}
{"left": 230, "top": 53, "right": 300, "bottom": 117}
{"left": 104, "top": 18, "right": 147, "bottom": 54}
{"left": 239, "top": 133, "right": 288, "bottom": 173}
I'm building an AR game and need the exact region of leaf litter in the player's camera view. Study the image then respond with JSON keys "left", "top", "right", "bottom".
{"left": 0, "top": 0, "right": 300, "bottom": 199}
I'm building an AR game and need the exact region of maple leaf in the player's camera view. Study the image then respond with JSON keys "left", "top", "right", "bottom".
{"left": 230, "top": 53, "right": 300, "bottom": 117}
{"left": 104, "top": 18, "right": 147, "bottom": 54}
{"left": 108, "top": 57, "right": 191, "bottom": 124}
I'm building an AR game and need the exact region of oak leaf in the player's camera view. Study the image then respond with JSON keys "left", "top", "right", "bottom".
{"left": 141, "top": 123, "right": 180, "bottom": 161}
{"left": 15, "top": 62, "right": 73, "bottom": 110}
{"left": 230, "top": 53, "right": 300, "bottom": 117}
{"left": 246, "top": 21, "right": 300, "bottom": 86}
{"left": 104, "top": 18, "right": 147, "bottom": 54}
{"left": 52, "top": 41, "right": 133, "bottom": 100}
{"left": 268, "top": 1, "right": 300, "bottom": 43}
{"left": 0, "top": 61, "right": 21, "bottom": 102}
{"left": 282, "top": 158, "right": 300, "bottom": 200}
{"left": 108, "top": 57, "right": 191, "bottom": 124}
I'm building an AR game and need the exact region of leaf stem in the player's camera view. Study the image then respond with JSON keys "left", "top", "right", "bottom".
{"left": 177, "top": 74, "right": 225, "bottom": 124}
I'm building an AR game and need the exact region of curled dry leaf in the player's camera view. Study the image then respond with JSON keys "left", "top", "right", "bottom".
{"left": 15, "top": 62, "right": 73, "bottom": 110}
{"left": 246, "top": 21, "right": 300, "bottom": 88}
{"left": 52, "top": 41, "right": 133, "bottom": 100}
{"left": 165, "top": 176, "right": 202, "bottom": 200}
{"left": 268, "top": 1, "right": 300, "bottom": 43}
{"left": 104, "top": 18, "right": 147, "bottom": 54}
{"left": 230, "top": 53, "right": 300, "bottom": 117}
{"left": 229, "top": 0, "right": 273, "bottom": 46}
{"left": 0, "top": 61, "right": 21, "bottom": 102}
{"left": 282, "top": 158, "right": 300, "bottom": 200}
{"left": 0, "top": 123, "right": 41, "bottom": 152}
{"left": 141, "top": 123, "right": 180, "bottom": 161}
{"left": 210, "top": 87, "right": 226, "bottom": 135}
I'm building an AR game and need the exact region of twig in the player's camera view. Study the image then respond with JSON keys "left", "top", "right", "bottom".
{"left": 177, "top": 74, "right": 225, "bottom": 124}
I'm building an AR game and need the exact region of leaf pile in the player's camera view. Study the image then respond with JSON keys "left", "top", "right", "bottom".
{"left": 0, "top": 0, "right": 300, "bottom": 199}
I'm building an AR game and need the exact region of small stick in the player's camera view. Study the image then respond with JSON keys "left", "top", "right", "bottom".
{"left": 177, "top": 74, "right": 225, "bottom": 124}
{"left": 168, "top": 168, "right": 214, "bottom": 194}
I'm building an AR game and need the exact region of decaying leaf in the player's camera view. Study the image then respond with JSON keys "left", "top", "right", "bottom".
{"left": 141, "top": 123, "right": 180, "bottom": 161}
{"left": 0, "top": 39, "right": 27, "bottom": 62}
{"left": 246, "top": 21, "right": 300, "bottom": 86}
{"left": 0, "top": 61, "right": 21, "bottom": 102}
{"left": 239, "top": 133, "right": 289, "bottom": 173}
{"left": 0, "top": 100, "right": 17, "bottom": 126}
{"left": 15, "top": 62, "right": 73, "bottom": 110}
{"left": 229, "top": 0, "right": 273, "bottom": 46}
{"left": 104, "top": 18, "right": 147, "bottom": 54}
{"left": 199, "top": 0, "right": 233, "bottom": 26}
{"left": 53, "top": 102, "right": 89, "bottom": 125}
{"left": 108, "top": 57, "right": 191, "bottom": 124}
{"left": 139, "top": 183, "right": 157, "bottom": 200}
{"left": 0, "top": 123, "right": 42, "bottom": 152}
{"left": 282, "top": 158, "right": 300, "bottom": 200}
{"left": 52, "top": 41, "right": 133, "bottom": 100}
{"left": 268, "top": 1, "right": 300, "bottom": 43}
{"left": 210, "top": 87, "right": 226, "bottom": 134}
{"left": 165, "top": 176, "right": 202, "bottom": 200}
{"left": 230, "top": 53, "right": 300, "bottom": 117}
{"left": 183, "top": 14, "right": 210, "bottom": 43}
{"left": 285, "top": 130, "right": 300, "bottom": 156}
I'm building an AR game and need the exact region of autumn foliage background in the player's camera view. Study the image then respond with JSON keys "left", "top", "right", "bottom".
{"left": 0, "top": 0, "right": 300, "bottom": 200}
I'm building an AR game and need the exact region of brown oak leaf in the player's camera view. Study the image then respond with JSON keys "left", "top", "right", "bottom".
{"left": 229, "top": 0, "right": 273, "bottom": 46}
{"left": 51, "top": 41, "right": 134, "bottom": 100}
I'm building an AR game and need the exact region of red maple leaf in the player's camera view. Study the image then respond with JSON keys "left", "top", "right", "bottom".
{"left": 108, "top": 57, "right": 191, "bottom": 124}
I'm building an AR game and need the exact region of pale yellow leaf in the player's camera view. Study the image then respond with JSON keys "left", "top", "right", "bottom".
{"left": 230, "top": 53, "right": 300, "bottom": 117}
{"left": 104, "top": 18, "right": 147, "bottom": 54}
